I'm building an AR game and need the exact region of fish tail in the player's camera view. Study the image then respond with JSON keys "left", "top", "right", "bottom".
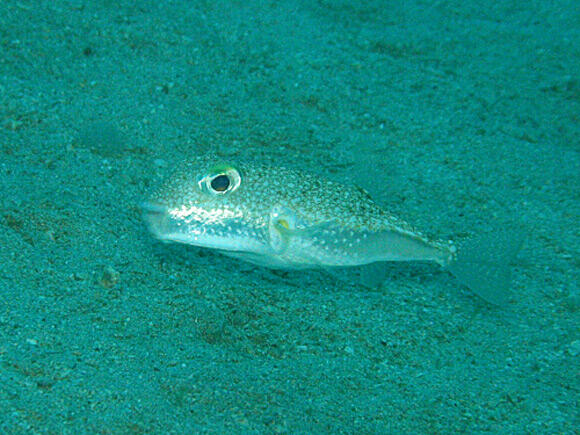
{"left": 444, "top": 229, "right": 525, "bottom": 305}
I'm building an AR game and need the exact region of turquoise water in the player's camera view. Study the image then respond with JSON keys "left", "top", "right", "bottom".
{"left": 1, "top": 1, "right": 578, "bottom": 433}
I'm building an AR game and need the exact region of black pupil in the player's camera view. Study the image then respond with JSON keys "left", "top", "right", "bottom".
{"left": 211, "top": 174, "right": 230, "bottom": 192}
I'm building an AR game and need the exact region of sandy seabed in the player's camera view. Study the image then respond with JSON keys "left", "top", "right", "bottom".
{"left": 1, "top": 1, "right": 578, "bottom": 433}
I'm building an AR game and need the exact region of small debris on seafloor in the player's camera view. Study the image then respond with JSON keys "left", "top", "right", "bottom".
{"left": 98, "top": 265, "right": 121, "bottom": 288}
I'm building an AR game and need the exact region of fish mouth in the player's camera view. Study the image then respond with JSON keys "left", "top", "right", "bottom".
{"left": 141, "top": 201, "right": 191, "bottom": 244}
{"left": 141, "top": 201, "right": 268, "bottom": 253}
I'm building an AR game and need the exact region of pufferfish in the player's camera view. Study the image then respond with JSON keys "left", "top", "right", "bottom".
{"left": 143, "top": 155, "right": 515, "bottom": 305}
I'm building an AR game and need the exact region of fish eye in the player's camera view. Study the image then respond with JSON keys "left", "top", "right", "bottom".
{"left": 210, "top": 174, "right": 230, "bottom": 192}
{"left": 198, "top": 164, "right": 242, "bottom": 195}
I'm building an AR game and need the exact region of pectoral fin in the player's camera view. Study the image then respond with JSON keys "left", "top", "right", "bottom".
{"left": 268, "top": 206, "right": 301, "bottom": 254}
{"left": 267, "top": 206, "right": 337, "bottom": 258}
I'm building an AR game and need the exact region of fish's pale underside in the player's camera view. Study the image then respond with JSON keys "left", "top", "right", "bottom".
{"left": 143, "top": 156, "right": 517, "bottom": 305}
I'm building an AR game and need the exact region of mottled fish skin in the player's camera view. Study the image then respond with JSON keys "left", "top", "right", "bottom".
{"left": 143, "top": 155, "right": 455, "bottom": 270}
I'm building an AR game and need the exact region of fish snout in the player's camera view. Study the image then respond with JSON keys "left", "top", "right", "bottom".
{"left": 141, "top": 201, "right": 174, "bottom": 241}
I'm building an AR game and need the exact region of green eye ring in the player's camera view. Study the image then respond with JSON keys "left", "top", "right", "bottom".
{"left": 198, "top": 164, "right": 242, "bottom": 195}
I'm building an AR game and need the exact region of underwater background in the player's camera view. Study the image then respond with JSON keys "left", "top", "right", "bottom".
{"left": 0, "top": 0, "right": 578, "bottom": 433}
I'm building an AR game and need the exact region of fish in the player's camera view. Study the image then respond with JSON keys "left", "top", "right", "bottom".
{"left": 142, "top": 155, "right": 518, "bottom": 305}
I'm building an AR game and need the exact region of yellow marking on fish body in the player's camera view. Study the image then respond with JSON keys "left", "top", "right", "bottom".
{"left": 143, "top": 155, "right": 516, "bottom": 305}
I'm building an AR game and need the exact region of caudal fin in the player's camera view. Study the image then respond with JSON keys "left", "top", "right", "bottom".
{"left": 446, "top": 229, "right": 524, "bottom": 305}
